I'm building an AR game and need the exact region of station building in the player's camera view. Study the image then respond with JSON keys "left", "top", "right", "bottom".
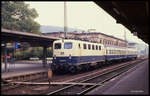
{"left": 42, "top": 32, "right": 127, "bottom": 47}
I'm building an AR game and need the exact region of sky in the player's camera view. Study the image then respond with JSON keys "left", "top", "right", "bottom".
{"left": 25, "top": 1, "right": 148, "bottom": 46}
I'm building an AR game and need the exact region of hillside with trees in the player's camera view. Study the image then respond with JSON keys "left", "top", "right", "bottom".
{"left": 2, "top": 1, "right": 41, "bottom": 34}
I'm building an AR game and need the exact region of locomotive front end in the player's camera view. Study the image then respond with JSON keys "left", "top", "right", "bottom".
{"left": 52, "top": 39, "right": 77, "bottom": 72}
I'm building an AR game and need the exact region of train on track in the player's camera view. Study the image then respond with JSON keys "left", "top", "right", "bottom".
{"left": 51, "top": 39, "right": 138, "bottom": 73}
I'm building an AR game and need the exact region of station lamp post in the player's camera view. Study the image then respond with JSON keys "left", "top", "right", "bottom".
{"left": 64, "top": 1, "right": 67, "bottom": 39}
{"left": 4, "top": 43, "right": 7, "bottom": 72}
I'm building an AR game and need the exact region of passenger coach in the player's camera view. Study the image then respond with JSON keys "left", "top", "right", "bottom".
{"left": 105, "top": 46, "right": 137, "bottom": 61}
{"left": 105, "top": 47, "right": 127, "bottom": 61}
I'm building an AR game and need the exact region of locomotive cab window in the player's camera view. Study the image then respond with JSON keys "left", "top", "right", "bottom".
{"left": 64, "top": 42, "right": 72, "bottom": 49}
{"left": 55, "top": 43, "right": 61, "bottom": 49}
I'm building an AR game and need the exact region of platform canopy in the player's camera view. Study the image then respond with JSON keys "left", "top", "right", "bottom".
{"left": 1, "top": 28, "right": 60, "bottom": 47}
{"left": 94, "top": 1, "right": 149, "bottom": 44}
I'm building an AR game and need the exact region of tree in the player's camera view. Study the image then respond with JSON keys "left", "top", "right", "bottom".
{"left": 2, "top": 1, "right": 41, "bottom": 34}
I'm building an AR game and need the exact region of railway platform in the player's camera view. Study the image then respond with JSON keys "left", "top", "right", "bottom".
{"left": 1, "top": 61, "right": 48, "bottom": 79}
{"left": 87, "top": 59, "right": 149, "bottom": 95}
{"left": 2, "top": 68, "right": 48, "bottom": 79}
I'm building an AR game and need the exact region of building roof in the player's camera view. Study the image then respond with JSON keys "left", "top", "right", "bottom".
{"left": 42, "top": 31, "right": 126, "bottom": 42}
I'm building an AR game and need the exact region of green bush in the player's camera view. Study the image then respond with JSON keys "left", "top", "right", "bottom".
{"left": 14, "top": 47, "right": 52, "bottom": 60}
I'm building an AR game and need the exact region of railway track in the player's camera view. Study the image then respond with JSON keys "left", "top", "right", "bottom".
{"left": 1, "top": 58, "right": 147, "bottom": 95}
{"left": 46, "top": 58, "right": 146, "bottom": 95}
{"left": 1, "top": 71, "right": 48, "bottom": 92}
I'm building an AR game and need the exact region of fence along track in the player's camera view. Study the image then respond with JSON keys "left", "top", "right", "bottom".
{"left": 47, "top": 59, "right": 146, "bottom": 95}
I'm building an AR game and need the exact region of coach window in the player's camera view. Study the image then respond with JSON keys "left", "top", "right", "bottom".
{"left": 96, "top": 45, "right": 98, "bottom": 50}
{"left": 64, "top": 42, "right": 72, "bottom": 49}
{"left": 99, "top": 46, "right": 101, "bottom": 50}
{"left": 110, "top": 50, "right": 112, "bottom": 54}
{"left": 83, "top": 44, "right": 87, "bottom": 49}
{"left": 55, "top": 43, "right": 61, "bottom": 49}
{"left": 78, "top": 44, "right": 81, "bottom": 48}
{"left": 88, "top": 44, "right": 91, "bottom": 50}
{"left": 92, "top": 45, "right": 95, "bottom": 50}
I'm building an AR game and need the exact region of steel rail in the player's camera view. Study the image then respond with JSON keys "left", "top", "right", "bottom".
{"left": 77, "top": 64, "right": 135, "bottom": 94}
{"left": 77, "top": 59, "right": 148, "bottom": 95}
{"left": 2, "top": 72, "right": 48, "bottom": 92}
{"left": 47, "top": 59, "right": 146, "bottom": 95}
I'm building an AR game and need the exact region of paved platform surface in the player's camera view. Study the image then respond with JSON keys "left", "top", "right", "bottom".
{"left": 1, "top": 61, "right": 48, "bottom": 79}
{"left": 87, "top": 59, "right": 149, "bottom": 95}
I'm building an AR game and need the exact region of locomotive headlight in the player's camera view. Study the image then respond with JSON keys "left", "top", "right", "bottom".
{"left": 69, "top": 54, "right": 72, "bottom": 59}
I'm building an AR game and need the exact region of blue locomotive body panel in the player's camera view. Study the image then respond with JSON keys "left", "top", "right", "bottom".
{"left": 53, "top": 55, "right": 105, "bottom": 65}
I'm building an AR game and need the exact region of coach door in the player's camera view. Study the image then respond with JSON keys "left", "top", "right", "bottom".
{"left": 78, "top": 43, "right": 81, "bottom": 63}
